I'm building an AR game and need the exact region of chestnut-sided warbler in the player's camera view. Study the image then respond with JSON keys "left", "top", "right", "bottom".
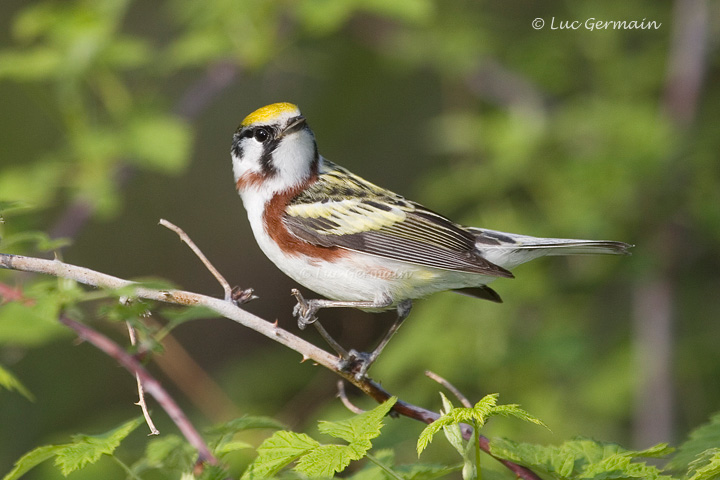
{"left": 231, "top": 102, "right": 630, "bottom": 376}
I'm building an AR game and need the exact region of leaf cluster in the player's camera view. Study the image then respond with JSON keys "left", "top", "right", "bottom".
{"left": 242, "top": 397, "right": 398, "bottom": 479}
{"left": 4, "top": 393, "right": 720, "bottom": 480}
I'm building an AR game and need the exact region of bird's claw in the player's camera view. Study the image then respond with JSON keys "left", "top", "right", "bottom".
{"left": 341, "top": 349, "right": 374, "bottom": 381}
{"left": 291, "top": 289, "right": 318, "bottom": 330}
{"left": 230, "top": 286, "right": 257, "bottom": 306}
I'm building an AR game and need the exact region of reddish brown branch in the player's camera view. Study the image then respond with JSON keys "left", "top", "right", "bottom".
{"left": 58, "top": 315, "right": 217, "bottom": 468}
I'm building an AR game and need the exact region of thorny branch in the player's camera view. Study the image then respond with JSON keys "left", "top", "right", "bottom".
{"left": 58, "top": 315, "right": 216, "bottom": 467}
{"left": 0, "top": 248, "right": 541, "bottom": 480}
{"left": 126, "top": 321, "right": 160, "bottom": 435}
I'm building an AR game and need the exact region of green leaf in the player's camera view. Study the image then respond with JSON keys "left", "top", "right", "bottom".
{"left": 296, "top": 444, "right": 360, "bottom": 478}
{"left": 667, "top": 413, "right": 720, "bottom": 472}
{"left": 241, "top": 430, "right": 320, "bottom": 480}
{"left": 54, "top": 417, "right": 144, "bottom": 475}
{"left": 418, "top": 394, "right": 545, "bottom": 456}
{"left": 686, "top": 448, "right": 720, "bottom": 480}
{"left": 490, "top": 437, "right": 673, "bottom": 480}
{"left": 0, "top": 364, "right": 34, "bottom": 401}
{"left": 318, "top": 397, "right": 397, "bottom": 444}
{"left": 580, "top": 453, "right": 672, "bottom": 479}
{"left": 242, "top": 399, "right": 397, "bottom": 479}
{"left": 3, "top": 418, "right": 143, "bottom": 479}
{"left": 2, "top": 445, "right": 65, "bottom": 480}
{"left": 438, "top": 393, "right": 465, "bottom": 457}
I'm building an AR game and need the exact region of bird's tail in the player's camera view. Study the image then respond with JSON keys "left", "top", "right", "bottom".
{"left": 469, "top": 227, "right": 632, "bottom": 269}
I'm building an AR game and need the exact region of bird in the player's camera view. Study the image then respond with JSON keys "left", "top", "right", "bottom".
{"left": 231, "top": 102, "right": 631, "bottom": 377}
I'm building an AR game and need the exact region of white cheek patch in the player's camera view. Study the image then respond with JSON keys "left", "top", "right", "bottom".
{"left": 232, "top": 139, "right": 265, "bottom": 181}
{"left": 273, "top": 131, "right": 316, "bottom": 186}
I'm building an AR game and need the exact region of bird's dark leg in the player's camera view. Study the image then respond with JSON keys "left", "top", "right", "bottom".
{"left": 348, "top": 299, "right": 413, "bottom": 379}
{"left": 291, "top": 289, "right": 394, "bottom": 369}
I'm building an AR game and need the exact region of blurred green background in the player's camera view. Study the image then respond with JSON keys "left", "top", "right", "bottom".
{"left": 1, "top": 0, "right": 719, "bottom": 477}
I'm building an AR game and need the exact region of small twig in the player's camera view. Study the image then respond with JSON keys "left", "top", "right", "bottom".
{"left": 337, "top": 381, "right": 365, "bottom": 414}
{"left": 425, "top": 370, "right": 472, "bottom": 408}
{"left": 126, "top": 321, "right": 160, "bottom": 435}
{"left": 160, "top": 219, "right": 234, "bottom": 301}
{"left": 58, "top": 315, "right": 217, "bottom": 467}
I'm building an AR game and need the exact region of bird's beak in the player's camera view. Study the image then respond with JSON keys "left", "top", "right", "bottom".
{"left": 280, "top": 116, "right": 306, "bottom": 137}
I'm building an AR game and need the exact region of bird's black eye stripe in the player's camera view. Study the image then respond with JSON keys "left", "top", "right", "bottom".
{"left": 237, "top": 129, "right": 253, "bottom": 140}
{"left": 235, "top": 126, "right": 275, "bottom": 143}
{"left": 258, "top": 134, "right": 281, "bottom": 176}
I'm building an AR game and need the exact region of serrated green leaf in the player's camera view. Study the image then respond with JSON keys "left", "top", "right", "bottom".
{"left": 3, "top": 417, "right": 142, "bottom": 479}
{"left": 2, "top": 445, "right": 65, "bottom": 480}
{"left": 418, "top": 393, "right": 544, "bottom": 457}
{"left": 686, "top": 448, "right": 720, "bottom": 480}
{"left": 241, "top": 430, "right": 319, "bottom": 480}
{"left": 490, "top": 437, "right": 673, "bottom": 480}
{"left": 580, "top": 453, "right": 671, "bottom": 479}
{"left": 295, "top": 444, "right": 358, "bottom": 478}
{"left": 668, "top": 413, "right": 720, "bottom": 472}
{"left": 318, "top": 397, "right": 397, "bottom": 444}
{"left": 207, "top": 415, "right": 285, "bottom": 436}
{"left": 488, "top": 403, "right": 548, "bottom": 430}
{"left": 0, "top": 363, "right": 34, "bottom": 400}
{"left": 54, "top": 417, "right": 143, "bottom": 475}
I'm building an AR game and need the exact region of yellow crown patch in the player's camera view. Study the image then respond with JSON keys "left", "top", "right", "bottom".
{"left": 241, "top": 102, "right": 300, "bottom": 126}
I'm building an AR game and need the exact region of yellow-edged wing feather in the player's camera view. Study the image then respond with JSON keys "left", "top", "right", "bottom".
{"left": 284, "top": 160, "right": 513, "bottom": 278}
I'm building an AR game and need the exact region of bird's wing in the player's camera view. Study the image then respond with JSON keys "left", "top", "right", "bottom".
{"left": 283, "top": 161, "right": 513, "bottom": 278}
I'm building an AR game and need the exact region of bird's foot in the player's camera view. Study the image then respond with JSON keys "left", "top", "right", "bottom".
{"left": 230, "top": 286, "right": 257, "bottom": 306}
{"left": 340, "top": 349, "right": 376, "bottom": 381}
{"left": 291, "top": 289, "right": 319, "bottom": 330}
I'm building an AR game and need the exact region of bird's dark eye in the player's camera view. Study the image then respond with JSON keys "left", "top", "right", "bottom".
{"left": 253, "top": 127, "right": 270, "bottom": 143}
